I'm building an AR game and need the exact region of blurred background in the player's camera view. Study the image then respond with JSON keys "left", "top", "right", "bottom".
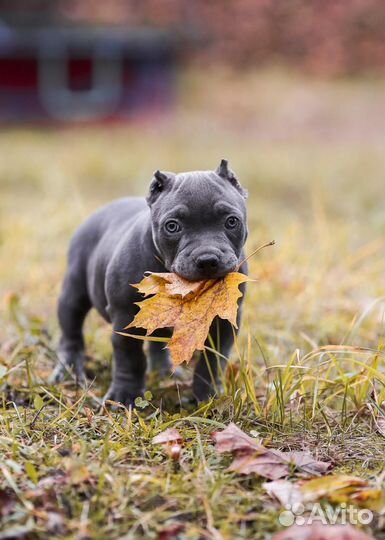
{"left": 1, "top": 0, "right": 385, "bottom": 361}
{"left": 1, "top": 0, "right": 385, "bottom": 122}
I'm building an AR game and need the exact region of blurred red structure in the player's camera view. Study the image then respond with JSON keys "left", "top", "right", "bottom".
{"left": 0, "top": 0, "right": 384, "bottom": 122}
{"left": 0, "top": 25, "right": 175, "bottom": 123}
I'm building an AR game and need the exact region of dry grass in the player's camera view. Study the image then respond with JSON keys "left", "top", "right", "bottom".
{"left": 1, "top": 69, "right": 385, "bottom": 539}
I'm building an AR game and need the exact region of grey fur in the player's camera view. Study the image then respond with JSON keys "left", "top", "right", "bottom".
{"left": 51, "top": 161, "right": 248, "bottom": 406}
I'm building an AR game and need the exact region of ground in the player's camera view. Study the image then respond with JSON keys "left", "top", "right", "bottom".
{"left": 1, "top": 69, "right": 385, "bottom": 539}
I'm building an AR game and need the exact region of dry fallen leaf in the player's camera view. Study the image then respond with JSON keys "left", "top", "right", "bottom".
{"left": 229, "top": 453, "right": 290, "bottom": 480}
{"left": 287, "top": 451, "right": 331, "bottom": 476}
{"left": 273, "top": 523, "right": 374, "bottom": 540}
{"left": 152, "top": 428, "right": 183, "bottom": 461}
{"left": 263, "top": 479, "right": 304, "bottom": 507}
{"left": 125, "top": 272, "right": 250, "bottom": 366}
{"left": 301, "top": 475, "right": 368, "bottom": 500}
{"left": 211, "top": 422, "right": 263, "bottom": 453}
{"left": 264, "top": 474, "right": 385, "bottom": 515}
{"left": 212, "top": 423, "right": 330, "bottom": 480}
{"left": 228, "top": 449, "right": 329, "bottom": 481}
{"left": 301, "top": 475, "right": 385, "bottom": 512}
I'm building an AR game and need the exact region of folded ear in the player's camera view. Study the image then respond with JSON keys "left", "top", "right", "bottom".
{"left": 147, "top": 170, "right": 174, "bottom": 205}
{"left": 216, "top": 159, "right": 248, "bottom": 199}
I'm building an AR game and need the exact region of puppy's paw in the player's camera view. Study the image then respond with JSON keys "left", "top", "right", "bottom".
{"left": 192, "top": 381, "right": 223, "bottom": 402}
{"left": 49, "top": 364, "right": 67, "bottom": 384}
{"left": 103, "top": 384, "right": 144, "bottom": 409}
{"left": 49, "top": 351, "right": 87, "bottom": 385}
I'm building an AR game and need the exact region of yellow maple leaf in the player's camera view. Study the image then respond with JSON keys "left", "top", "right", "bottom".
{"left": 124, "top": 272, "right": 251, "bottom": 367}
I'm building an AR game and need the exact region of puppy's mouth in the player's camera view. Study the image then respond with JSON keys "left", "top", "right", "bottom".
{"left": 172, "top": 262, "right": 237, "bottom": 283}
{"left": 178, "top": 270, "right": 228, "bottom": 282}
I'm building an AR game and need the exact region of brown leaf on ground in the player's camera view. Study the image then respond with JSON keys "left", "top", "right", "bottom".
{"left": 126, "top": 272, "right": 250, "bottom": 366}
{"left": 301, "top": 475, "right": 368, "bottom": 500}
{"left": 228, "top": 449, "right": 329, "bottom": 480}
{"left": 301, "top": 475, "right": 385, "bottom": 512}
{"left": 273, "top": 523, "right": 374, "bottom": 540}
{"left": 229, "top": 453, "right": 289, "bottom": 480}
{"left": 265, "top": 474, "right": 385, "bottom": 513}
{"left": 212, "top": 423, "right": 330, "bottom": 480}
{"left": 286, "top": 451, "right": 330, "bottom": 476}
{"left": 211, "top": 422, "right": 263, "bottom": 453}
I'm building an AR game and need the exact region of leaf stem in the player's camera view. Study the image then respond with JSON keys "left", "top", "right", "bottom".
{"left": 236, "top": 240, "right": 275, "bottom": 270}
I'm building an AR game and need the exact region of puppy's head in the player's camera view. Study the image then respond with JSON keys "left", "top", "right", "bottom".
{"left": 147, "top": 160, "right": 248, "bottom": 281}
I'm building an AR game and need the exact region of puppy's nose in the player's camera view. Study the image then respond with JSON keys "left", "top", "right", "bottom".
{"left": 196, "top": 254, "right": 219, "bottom": 272}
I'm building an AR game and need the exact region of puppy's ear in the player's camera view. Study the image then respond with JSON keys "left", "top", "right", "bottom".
{"left": 216, "top": 159, "right": 248, "bottom": 199}
{"left": 147, "top": 170, "right": 173, "bottom": 205}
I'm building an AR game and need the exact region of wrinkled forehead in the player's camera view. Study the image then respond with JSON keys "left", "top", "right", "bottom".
{"left": 165, "top": 171, "right": 246, "bottom": 213}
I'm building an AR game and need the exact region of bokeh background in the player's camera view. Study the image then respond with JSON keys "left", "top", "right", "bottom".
{"left": 1, "top": 0, "right": 385, "bottom": 374}
{"left": 2, "top": 6, "right": 385, "bottom": 539}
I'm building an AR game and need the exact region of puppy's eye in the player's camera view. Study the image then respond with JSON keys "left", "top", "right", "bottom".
{"left": 225, "top": 216, "right": 239, "bottom": 229}
{"left": 165, "top": 219, "right": 181, "bottom": 233}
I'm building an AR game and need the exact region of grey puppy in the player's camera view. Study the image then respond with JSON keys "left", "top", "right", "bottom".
{"left": 51, "top": 160, "right": 248, "bottom": 405}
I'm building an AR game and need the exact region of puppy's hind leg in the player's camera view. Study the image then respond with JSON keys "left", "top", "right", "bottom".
{"left": 104, "top": 313, "right": 147, "bottom": 407}
{"left": 50, "top": 270, "right": 91, "bottom": 384}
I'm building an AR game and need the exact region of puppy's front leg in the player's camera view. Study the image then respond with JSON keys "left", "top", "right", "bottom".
{"left": 104, "top": 317, "right": 147, "bottom": 407}
{"left": 192, "top": 318, "right": 234, "bottom": 401}
{"left": 149, "top": 339, "right": 172, "bottom": 376}
{"left": 193, "top": 275, "right": 246, "bottom": 402}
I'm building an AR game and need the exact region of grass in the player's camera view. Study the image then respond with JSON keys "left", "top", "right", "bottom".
{"left": 1, "top": 69, "right": 385, "bottom": 539}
